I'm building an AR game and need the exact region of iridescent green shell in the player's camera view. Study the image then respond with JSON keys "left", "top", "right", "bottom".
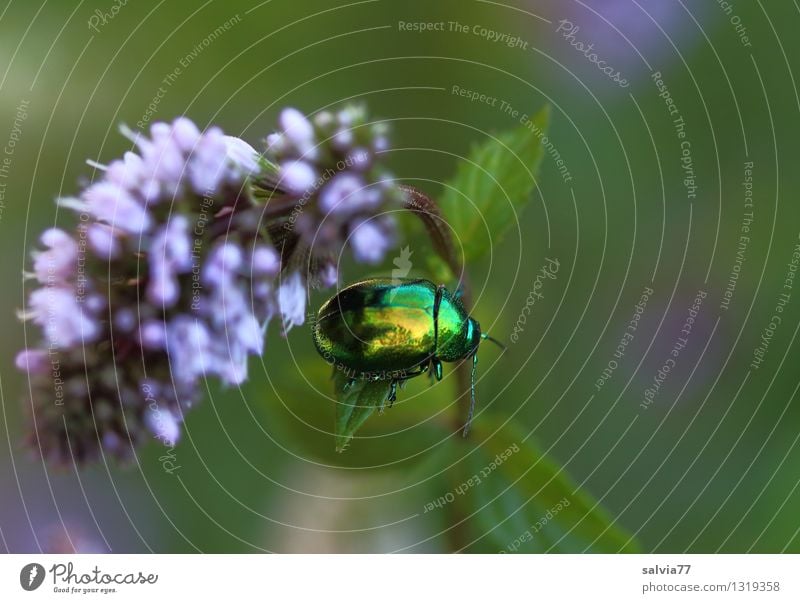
{"left": 312, "top": 278, "right": 481, "bottom": 378}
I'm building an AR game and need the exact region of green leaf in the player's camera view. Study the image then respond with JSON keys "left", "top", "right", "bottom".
{"left": 454, "top": 413, "right": 639, "bottom": 553}
{"left": 439, "top": 106, "right": 550, "bottom": 262}
{"left": 332, "top": 371, "right": 391, "bottom": 452}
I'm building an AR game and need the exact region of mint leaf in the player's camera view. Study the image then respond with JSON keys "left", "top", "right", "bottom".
{"left": 332, "top": 372, "right": 391, "bottom": 452}
{"left": 456, "top": 413, "right": 639, "bottom": 552}
{"left": 439, "top": 106, "right": 550, "bottom": 262}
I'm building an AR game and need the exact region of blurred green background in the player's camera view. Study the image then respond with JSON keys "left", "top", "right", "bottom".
{"left": 2, "top": 0, "right": 800, "bottom": 553}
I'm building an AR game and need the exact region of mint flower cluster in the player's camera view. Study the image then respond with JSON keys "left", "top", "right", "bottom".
{"left": 262, "top": 104, "right": 401, "bottom": 329}
{"left": 16, "top": 105, "right": 401, "bottom": 465}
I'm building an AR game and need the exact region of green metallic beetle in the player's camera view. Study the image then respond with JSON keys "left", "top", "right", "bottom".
{"left": 312, "top": 278, "right": 503, "bottom": 434}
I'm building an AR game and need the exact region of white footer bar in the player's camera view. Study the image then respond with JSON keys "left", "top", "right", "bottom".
{"left": 0, "top": 554, "right": 797, "bottom": 602}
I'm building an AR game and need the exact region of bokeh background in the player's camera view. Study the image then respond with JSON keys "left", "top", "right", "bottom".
{"left": 2, "top": 0, "right": 800, "bottom": 553}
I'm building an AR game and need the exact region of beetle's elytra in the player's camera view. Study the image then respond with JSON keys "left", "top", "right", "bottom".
{"left": 312, "top": 278, "right": 502, "bottom": 434}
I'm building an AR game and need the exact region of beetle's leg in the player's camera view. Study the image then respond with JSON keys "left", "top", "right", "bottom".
{"left": 391, "top": 365, "right": 426, "bottom": 387}
{"left": 432, "top": 357, "right": 443, "bottom": 381}
{"left": 378, "top": 381, "right": 391, "bottom": 414}
{"left": 387, "top": 380, "right": 398, "bottom": 407}
{"left": 426, "top": 357, "right": 442, "bottom": 385}
{"left": 343, "top": 378, "right": 357, "bottom": 391}
{"left": 462, "top": 353, "right": 478, "bottom": 437}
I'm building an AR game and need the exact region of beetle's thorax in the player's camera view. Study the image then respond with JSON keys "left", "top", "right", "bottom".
{"left": 435, "top": 294, "right": 480, "bottom": 362}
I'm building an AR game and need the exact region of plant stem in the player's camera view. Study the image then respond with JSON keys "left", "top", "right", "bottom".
{"left": 401, "top": 185, "right": 474, "bottom": 552}
{"left": 399, "top": 185, "right": 466, "bottom": 292}
{"left": 399, "top": 185, "right": 475, "bottom": 435}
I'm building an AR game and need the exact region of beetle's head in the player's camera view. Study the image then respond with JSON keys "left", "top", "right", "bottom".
{"left": 466, "top": 317, "right": 482, "bottom": 354}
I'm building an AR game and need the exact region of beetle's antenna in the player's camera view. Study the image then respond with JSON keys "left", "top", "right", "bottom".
{"left": 462, "top": 354, "right": 478, "bottom": 437}
{"left": 481, "top": 333, "right": 507, "bottom": 351}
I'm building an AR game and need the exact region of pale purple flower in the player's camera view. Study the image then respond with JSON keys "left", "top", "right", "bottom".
{"left": 262, "top": 103, "right": 402, "bottom": 285}
{"left": 319, "top": 263, "right": 338, "bottom": 288}
{"left": 17, "top": 115, "right": 280, "bottom": 465}
{"left": 147, "top": 217, "right": 193, "bottom": 306}
{"left": 336, "top": 107, "right": 357, "bottom": 126}
{"left": 86, "top": 224, "right": 120, "bottom": 259}
{"left": 40, "top": 228, "right": 74, "bottom": 252}
{"left": 265, "top": 132, "right": 286, "bottom": 154}
{"left": 83, "top": 181, "right": 151, "bottom": 233}
{"left": 29, "top": 287, "right": 98, "bottom": 348}
{"left": 118, "top": 119, "right": 262, "bottom": 200}
{"left": 350, "top": 219, "right": 394, "bottom": 265}
{"left": 280, "top": 160, "right": 317, "bottom": 194}
{"left": 210, "top": 242, "right": 243, "bottom": 273}
{"left": 187, "top": 127, "right": 229, "bottom": 194}
{"left": 114, "top": 308, "right": 137, "bottom": 333}
{"left": 84, "top": 294, "right": 106, "bottom": 314}
{"left": 203, "top": 242, "right": 243, "bottom": 289}
{"left": 33, "top": 228, "right": 78, "bottom": 283}
{"left": 250, "top": 245, "right": 280, "bottom": 277}
{"left": 213, "top": 340, "right": 249, "bottom": 385}
{"left": 278, "top": 271, "right": 306, "bottom": 330}
{"left": 233, "top": 312, "right": 263, "bottom": 356}
{"left": 15, "top": 349, "right": 49, "bottom": 375}
{"left": 319, "top": 173, "right": 367, "bottom": 214}
{"left": 224, "top": 136, "right": 260, "bottom": 175}
{"left": 15, "top": 107, "right": 401, "bottom": 467}
{"left": 147, "top": 264, "right": 179, "bottom": 307}
{"left": 139, "top": 320, "right": 166, "bottom": 349}
{"left": 152, "top": 216, "right": 192, "bottom": 272}
{"left": 332, "top": 129, "right": 354, "bottom": 149}
{"left": 208, "top": 309, "right": 262, "bottom": 386}
{"left": 252, "top": 280, "right": 273, "bottom": 302}
{"left": 167, "top": 316, "right": 212, "bottom": 385}
{"left": 171, "top": 116, "right": 201, "bottom": 152}
{"left": 347, "top": 148, "right": 371, "bottom": 171}
{"left": 105, "top": 151, "right": 145, "bottom": 190}
{"left": 280, "top": 107, "right": 315, "bottom": 149}
{"left": 145, "top": 405, "right": 181, "bottom": 446}
{"left": 139, "top": 122, "right": 186, "bottom": 193}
